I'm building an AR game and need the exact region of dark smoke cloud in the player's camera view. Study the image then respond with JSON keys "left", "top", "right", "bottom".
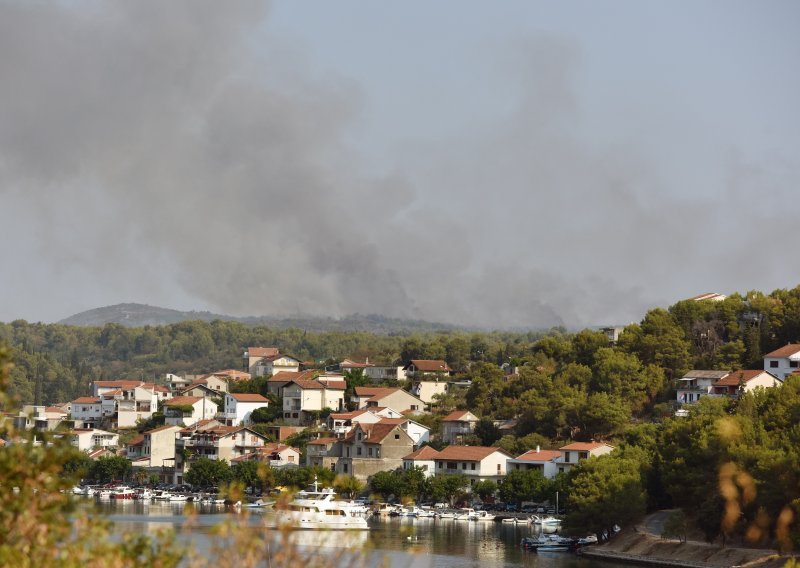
{"left": 0, "top": 2, "right": 796, "bottom": 329}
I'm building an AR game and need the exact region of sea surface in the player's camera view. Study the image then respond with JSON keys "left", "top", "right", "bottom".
{"left": 92, "top": 499, "right": 621, "bottom": 568}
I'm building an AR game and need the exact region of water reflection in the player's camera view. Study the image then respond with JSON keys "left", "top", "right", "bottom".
{"left": 87, "top": 499, "right": 616, "bottom": 568}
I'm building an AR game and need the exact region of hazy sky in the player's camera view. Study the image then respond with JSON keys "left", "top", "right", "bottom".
{"left": 1, "top": 1, "right": 798, "bottom": 329}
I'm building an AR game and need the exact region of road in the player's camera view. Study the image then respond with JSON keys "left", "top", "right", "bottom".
{"left": 640, "top": 509, "right": 679, "bottom": 537}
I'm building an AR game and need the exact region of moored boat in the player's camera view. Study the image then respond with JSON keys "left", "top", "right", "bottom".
{"left": 273, "top": 482, "right": 369, "bottom": 530}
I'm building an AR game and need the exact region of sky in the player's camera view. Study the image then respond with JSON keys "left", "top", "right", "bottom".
{"left": 1, "top": 1, "right": 798, "bottom": 329}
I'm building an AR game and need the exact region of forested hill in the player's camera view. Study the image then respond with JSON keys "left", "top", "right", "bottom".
{"left": 1, "top": 285, "right": 799, "bottom": 407}
{"left": 58, "top": 303, "right": 464, "bottom": 334}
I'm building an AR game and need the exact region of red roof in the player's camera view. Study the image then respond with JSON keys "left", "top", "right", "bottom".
{"left": 318, "top": 380, "right": 347, "bottom": 390}
{"left": 404, "top": 446, "right": 441, "bottom": 460}
{"left": 713, "top": 370, "right": 774, "bottom": 387}
{"left": 442, "top": 410, "right": 477, "bottom": 422}
{"left": 409, "top": 359, "right": 452, "bottom": 372}
{"left": 290, "top": 379, "right": 326, "bottom": 390}
{"left": 94, "top": 380, "right": 143, "bottom": 388}
{"left": 344, "top": 423, "right": 406, "bottom": 444}
{"left": 228, "top": 393, "right": 269, "bottom": 402}
{"left": 127, "top": 435, "right": 145, "bottom": 447}
{"left": 308, "top": 437, "right": 339, "bottom": 446}
{"left": 764, "top": 344, "right": 800, "bottom": 358}
{"left": 45, "top": 406, "right": 68, "bottom": 414}
{"left": 145, "top": 424, "right": 180, "bottom": 434}
{"left": 72, "top": 396, "right": 101, "bottom": 404}
{"left": 436, "top": 445, "right": 511, "bottom": 461}
{"left": 559, "top": 442, "right": 612, "bottom": 451}
{"left": 247, "top": 347, "right": 280, "bottom": 358}
{"left": 515, "top": 449, "right": 562, "bottom": 462}
{"left": 165, "top": 396, "right": 202, "bottom": 406}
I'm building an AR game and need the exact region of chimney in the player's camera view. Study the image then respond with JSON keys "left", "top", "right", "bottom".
{"left": 536, "top": 445, "right": 540, "bottom": 453}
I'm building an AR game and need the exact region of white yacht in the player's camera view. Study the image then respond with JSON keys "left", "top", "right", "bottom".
{"left": 273, "top": 483, "right": 370, "bottom": 530}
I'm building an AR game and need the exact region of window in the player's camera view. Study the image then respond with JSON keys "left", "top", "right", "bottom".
{"left": 368, "top": 448, "right": 373, "bottom": 457}
{"left": 410, "top": 405, "right": 418, "bottom": 411}
{"left": 447, "top": 461, "right": 457, "bottom": 469}
{"left": 579, "top": 452, "right": 588, "bottom": 460}
{"left": 497, "top": 464, "right": 501, "bottom": 473}
{"left": 343, "top": 463, "right": 348, "bottom": 473}
{"left": 470, "top": 463, "right": 476, "bottom": 471}
{"left": 564, "top": 453, "right": 570, "bottom": 463}
{"left": 357, "top": 447, "right": 362, "bottom": 456}
{"left": 770, "top": 360, "right": 779, "bottom": 368}
{"left": 394, "top": 434, "right": 400, "bottom": 439}
{"left": 461, "top": 463, "right": 467, "bottom": 470}
{"left": 437, "top": 461, "right": 442, "bottom": 469}
{"left": 288, "top": 455, "right": 295, "bottom": 462}
{"left": 790, "top": 361, "right": 798, "bottom": 368}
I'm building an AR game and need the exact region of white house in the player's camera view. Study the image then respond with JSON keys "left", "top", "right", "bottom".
{"left": 243, "top": 347, "right": 301, "bottom": 377}
{"left": 711, "top": 369, "right": 783, "bottom": 396}
{"left": 230, "top": 443, "right": 301, "bottom": 469}
{"left": 282, "top": 379, "right": 346, "bottom": 425}
{"left": 441, "top": 410, "right": 479, "bottom": 445}
{"left": 507, "top": 447, "right": 562, "bottom": 479}
{"left": 676, "top": 370, "right": 731, "bottom": 406}
{"left": 402, "top": 445, "right": 440, "bottom": 478}
{"left": 364, "top": 365, "right": 407, "bottom": 382}
{"left": 71, "top": 396, "right": 103, "bottom": 428}
{"left": 555, "top": 442, "right": 614, "bottom": 475}
{"left": 764, "top": 344, "right": 800, "bottom": 380}
{"left": 432, "top": 445, "right": 513, "bottom": 485}
{"left": 351, "top": 387, "right": 425, "bottom": 413}
{"left": 164, "top": 396, "right": 218, "bottom": 427}
{"left": 411, "top": 380, "right": 449, "bottom": 406}
{"left": 222, "top": 392, "right": 270, "bottom": 426}
{"left": 70, "top": 428, "right": 119, "bottom": 452}
{"left": 173, "top": 425, "right": 268, "bottom": 484}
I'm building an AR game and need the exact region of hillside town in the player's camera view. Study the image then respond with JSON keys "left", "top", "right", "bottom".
{"left": 6, "top": 338, "right": 792, "bottom": 494}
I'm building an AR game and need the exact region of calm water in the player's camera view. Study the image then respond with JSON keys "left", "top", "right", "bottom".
{"left": 91, "top": 499, "right": 620, "bottom": 568}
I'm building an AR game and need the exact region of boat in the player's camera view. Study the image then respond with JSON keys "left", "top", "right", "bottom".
{"left": 110, "top": 486, "right": 136, "bottom": 500}
{"left": 521, "top": 533, "right": 577, "bottom": 552}
{"left": 168, "top": 493, "right": 188, "bottom": 502}
{"left": 530, "top": 515, "right": 562, "bottom": 526}
{"left": 435, "top": 509, "right": 455, "bottom": 519}
{"left": 414, "top": 507, "right": 436, "bottom": 518}
{"left": 245, "top": 499, "right": 275, "bottom": 509}
{"left": 273, "top": 482, "right": 369, "bottom": 530}
{"left": 454, "top": 508, "right": 477, "bottom": 521}
{"left": 473, "top": 510, "right": 496, "bottom": 521}
{"left": 135, "top": 489, "right": 154, "bottom": 500}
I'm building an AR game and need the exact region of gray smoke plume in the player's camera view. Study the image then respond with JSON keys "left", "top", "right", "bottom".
{"left": 0, "top": 2, "right": 796, "bottom": 328}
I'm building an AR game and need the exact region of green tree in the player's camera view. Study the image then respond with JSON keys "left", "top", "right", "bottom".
{"left": 424, "top": 474, "right": 468, "bottom": 507}
{"left": 369, "top": 470, "right": 401, "bottom": 500}
{"left": 184, "top": 458, "right": 232, "bottom": 488}
{"left": 333, "top": 475, "right": 364, "bottom": 499}
{"left": 472, "top": 480, "right": 498, "bottom": 503}
{"left": 498, "top": 469, "right": 550, "bottom": 506}
{"left": 89, "top": 455, "right": 132, "bottom": 483}
{"left": 565, "top": 453, "right": 646, "bottom": 541}
{"left": 473, "top": 418, "right": 501, "bottom": 446}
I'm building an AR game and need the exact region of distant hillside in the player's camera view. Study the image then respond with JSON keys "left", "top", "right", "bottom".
{"left": 58, "top": 303, "right": 464, "bottom": 334}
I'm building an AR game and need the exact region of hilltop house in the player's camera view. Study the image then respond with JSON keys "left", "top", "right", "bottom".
{"left": 402, "top": 445, "right": 441, "bottom": 478}
{"left": 441, "top": 410, "right": 479, "bottom": 445}
{"left": 13, "top": 405, "right": 69, "bottom": 431}
{"left": 70, "top": 428, "right": 119, "bottom": 452}
{"left": 411, "top": 379, "right": 449, "bottom": 407}
{"left": 243, "top": 347, "right": 301, "bottom": 377}
{"left": 306, "top": 437, "right": 340, "bottom": 470}
{"left": 763, "top": 344, "right": 800, "bottom": 380}
{"left": 126, "top": 424, "right": 182, "bottom": 483}
{"left": 403, "top": 359, "right": 452, "bottom": 377}
{"left": 711, "top": 369, "right": 782, "bottom": 396}
{"left": 71, "top": 396, "right": 103, "bottom": 429}
{"left": 364, "top": 365, "right": 407, "bottom": 382}
{"left": 230, "top": 443, "right": 300, "bottom": 469}
{"left": 676, "top": 370, "right": 731, "bottom": 405}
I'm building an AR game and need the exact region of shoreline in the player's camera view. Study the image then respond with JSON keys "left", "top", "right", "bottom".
{"left": 579, "top": 529, "right": 792, "bottom": 568}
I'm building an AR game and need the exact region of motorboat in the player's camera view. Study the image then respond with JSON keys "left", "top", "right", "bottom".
{"left": 435, "top": 509, "right": 455, "bottom": 519}
{"left": 454, "top": 508, "right": 477, "bottom": 521}
{"left": 473, "top": 510, "right": 496, "bottom": 521}
{"left": 273, "top": 482, "right": 369, "bottom": 530}
{"left": 168, "top": 493, "right": 188, "bottom": 502}
{"left": 530, "top": 515, "right": 562, "bottom": 526}
{"left": 414, "top": 507, "right": 436, "bottom": 518}
{"left": 110, "top": 486, "right": 136, "bottom": 500}
{"left": 521, "top": 533, "right": 577, "bottom": 552}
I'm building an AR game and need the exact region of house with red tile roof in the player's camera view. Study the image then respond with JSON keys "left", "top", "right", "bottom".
{"left": 222, "top": 392, "right": 270, "bottom": 426}
{"left": 507, "top": 447, "right": 562, "bottom": 479}
{"left": 243, "top": 347, "right": 301, "bottom": 377}
{"left": 763, "top": 344, "right": 800, "bottom": 380}
{"left": 430, "top": 445, "right": 514, "bottom": 485}
{"left": 335, "top": 422, "right": 415, "bottom": 481}
{"left": 70, "top": 428, "right": 119, "bottom": 452}
{"left": 230, "top": 442, "right": 300, "bottom": 468}
{"left": 281, "top": 378, "right": 346, "bottom": 426}
{"left": 712, "top": 369, "right": 782, "bottom": 396}
{"left": 441, "top": 410, "right": 480, "bottom": 445}
{"left": 403, "top": 359, "right": 453, "bottom": 377}
{"left": 351, "top": 387, "right": 425, "bottom": 414}
{"left": 164, "top": 396, "right": 218, "bottom": 427}
{"left": 306, "top": 436, "right": 341, "bottom": 469}
{"left": 402, "top": 445, "right": 441, "bottom": 478}
{"left": 555, "top": 442, "right": 614, "bottom": 474}
{"left": 173, "top": 424, "right": 269, "bottom": 484}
